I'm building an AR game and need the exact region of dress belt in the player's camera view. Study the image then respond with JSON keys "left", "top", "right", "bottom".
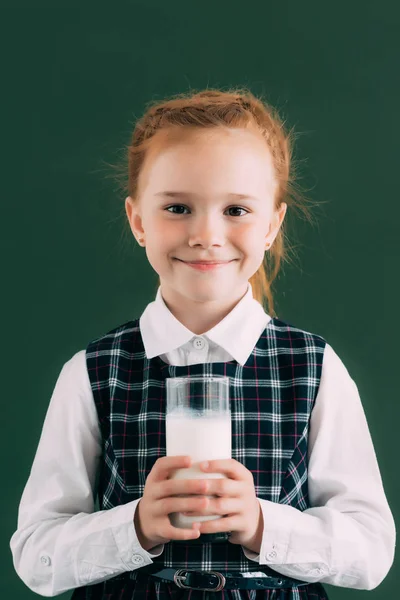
{"left": 140, "top": 565, "right": 308, "bottom": 591}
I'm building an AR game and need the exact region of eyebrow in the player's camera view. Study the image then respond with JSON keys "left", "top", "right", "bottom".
{"left": 155, "top": 191, "right": 258, "bottom": 201}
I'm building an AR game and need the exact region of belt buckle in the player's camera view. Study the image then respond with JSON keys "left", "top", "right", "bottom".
{"left": 173, "top": 569, "right": 226, "bottom": 591}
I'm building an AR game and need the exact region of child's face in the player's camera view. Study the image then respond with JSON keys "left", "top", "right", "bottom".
{"left": 126, "top": 127, "right": 286, "bottom": 309}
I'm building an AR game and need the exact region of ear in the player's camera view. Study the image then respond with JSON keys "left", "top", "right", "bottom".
{"left": 266, "top": 202, "right": 287, "bottom": 245}
{"left": 125, "top": 196, "right": 145, "bottom": 241}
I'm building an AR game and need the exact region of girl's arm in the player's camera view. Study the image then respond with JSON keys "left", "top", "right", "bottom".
{"left": 9, "top": 350, "right": 163, "bottom": 597}
{"left": 242, "top": 343, "right": 396, "bottom": 591}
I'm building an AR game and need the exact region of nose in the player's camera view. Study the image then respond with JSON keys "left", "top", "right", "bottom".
{"left": 188, "top": 213, "right": 225, "bottom": 248}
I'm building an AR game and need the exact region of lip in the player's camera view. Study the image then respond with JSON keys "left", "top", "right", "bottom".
{"left": 175, "top": 259, "right": 234, "bottom": 264}
{"left": 176, "top": 259, "right": 235, "bottom": 272}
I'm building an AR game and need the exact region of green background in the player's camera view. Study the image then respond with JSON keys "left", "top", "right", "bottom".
{"left": 3, "top": 1, "right": 398, "bottom": 598}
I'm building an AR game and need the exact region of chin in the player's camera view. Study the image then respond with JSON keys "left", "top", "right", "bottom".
{"left": 184, "top": 285, "right": 232, "bottom": 301}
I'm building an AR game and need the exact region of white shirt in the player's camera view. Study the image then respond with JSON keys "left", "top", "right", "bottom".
{"left": 10, "top": 283, "right": 396, "bottom": 596}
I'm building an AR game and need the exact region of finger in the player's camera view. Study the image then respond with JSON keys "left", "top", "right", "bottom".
{"left": 203, "top": 478, "right": 240, "bottom": 497}
{"left": 200, "top": 459, "right": 247, "bottom": 481}
{"left": 198, "top": 515, "right": 236, "bottom": 534}
{"left": 165, "top": 522, "right": 202, "bottom": 541}
{"left": 150, "top": 455, "right": 192, "bottom": 483}
{"left": 156, "top": 495, "right": 208, "bottom": 517}
{"left": 184, "top": 497, "right": 239, "bottom": 516}
{"left": 159, "top": 479, "right": 238, "bottom": 503}
{"left": 161, "top": 477, "right": 209, "bottom": 499}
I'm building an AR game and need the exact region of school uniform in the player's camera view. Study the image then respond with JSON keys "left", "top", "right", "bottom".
{"left": 10, "top": 282, "right": 395, "bottom": 599}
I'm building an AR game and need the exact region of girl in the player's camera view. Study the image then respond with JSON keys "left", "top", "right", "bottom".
{"left": 10, "top": 88, "right": 396, "bottom": 600}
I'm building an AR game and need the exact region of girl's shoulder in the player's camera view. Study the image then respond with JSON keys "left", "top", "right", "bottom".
{"left": 269, "top": 317, "right": 356, "bottom": 382}
{"left": 86, "top": 318, "right": 141, "bottom": 348}
{"left": 268, "top": 315, "right": 328, "bottom": 347}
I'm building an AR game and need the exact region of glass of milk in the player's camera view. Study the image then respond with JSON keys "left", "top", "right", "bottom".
{"left": 165, "top": 375, "right": 232, "bottom": 544}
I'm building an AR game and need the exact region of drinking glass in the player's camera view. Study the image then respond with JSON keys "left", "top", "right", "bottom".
{"left": 165, "top": 375, "right": 232, "bottom": 544}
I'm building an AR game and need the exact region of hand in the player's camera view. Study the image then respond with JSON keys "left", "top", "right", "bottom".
{"left": 181, "top": 459, "right": 264, "bottom": 550}
{"left": 134, "top": 455, "right": 214, "bottom": 550}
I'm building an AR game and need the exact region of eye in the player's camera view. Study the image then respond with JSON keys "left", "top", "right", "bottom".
{"left": 164, "top": 204, "right": 249, "bottom": 216}
{"left": 227, "top": 206, "right": 248, "bottom": 217}
{"left": 165, "top": 204, "right": 188, "bottom": 215}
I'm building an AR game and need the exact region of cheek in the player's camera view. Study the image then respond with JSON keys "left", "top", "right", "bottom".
{"left": 241, "top": 234, "right": 268, "bottom": 266}
{"left": 146, "top": 231, "right": 179, "bottom": 267}
{"left": 156, "top": 216, "right": 185, "bottom": 239}
{"left": 151, "top": 222, "right": 178, "bottom": 247}
{"left": 238, "top": 228, "right": 264, "bottom": 252}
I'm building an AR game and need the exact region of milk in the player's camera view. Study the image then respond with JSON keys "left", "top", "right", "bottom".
{"left": 166, "top": 413, "right": 231, "bottom": 528}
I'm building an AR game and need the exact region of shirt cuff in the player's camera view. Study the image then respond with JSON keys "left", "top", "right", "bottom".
{"left": 242, "top": 498, "right": 292, "bottom": 564}
{"left": 111, "top": 499, "right": 164, "bottom": 569}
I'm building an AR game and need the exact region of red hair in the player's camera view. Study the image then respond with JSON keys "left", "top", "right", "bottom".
{"left": 109, "top": 86, "right": 323, "bottom": 316}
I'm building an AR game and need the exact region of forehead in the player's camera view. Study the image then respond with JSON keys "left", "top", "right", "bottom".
{"left": 140, "top": 127, "right": 276, "bottom": 197}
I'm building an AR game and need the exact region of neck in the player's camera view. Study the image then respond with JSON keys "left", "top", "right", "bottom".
{"left": 160, "top": 286, "right": 248, "bottom": 335}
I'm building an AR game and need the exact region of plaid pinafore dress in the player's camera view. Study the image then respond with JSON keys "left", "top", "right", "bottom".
{"left": 70, "top": 316, "right": 330, "bottom": 600}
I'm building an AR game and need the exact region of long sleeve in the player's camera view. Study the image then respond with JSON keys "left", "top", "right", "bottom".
{"left": 242, "top": 343, "right": 396, "bottom": 590}
{"left": 9, "top": 351, "right": 164, "bottom": 598}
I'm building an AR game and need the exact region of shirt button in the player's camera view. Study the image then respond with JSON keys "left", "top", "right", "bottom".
{"left": 192, "top": 337, "right": 206, "bottom": 350}
{"left": 132, "top": 554, "right": 144, "bottom": 565}
{"left": 40, "top": 554, "right": 51, "bottom": 566}
{"left": 267, "top": 550, "right": 277, "bottom": 559}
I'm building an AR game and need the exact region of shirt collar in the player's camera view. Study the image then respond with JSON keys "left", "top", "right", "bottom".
{"left": 139, "top": 282, "right": 272, "bottom": 366}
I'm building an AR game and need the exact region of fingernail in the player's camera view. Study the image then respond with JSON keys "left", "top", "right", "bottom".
{"left": 202, "top": 461, "right": 209, "bottom": 469}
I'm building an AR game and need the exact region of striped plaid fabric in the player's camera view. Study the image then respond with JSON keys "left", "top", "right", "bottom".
{"left": 70, "top": 317, "right": 330, "bottom": 600}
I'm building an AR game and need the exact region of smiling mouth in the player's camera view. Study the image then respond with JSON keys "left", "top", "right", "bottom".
{"left": 175, "top": 259, "right": 236, "bottom": 264}
{"left": 175, "top": 260, "right": 236, "bottom": 272}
